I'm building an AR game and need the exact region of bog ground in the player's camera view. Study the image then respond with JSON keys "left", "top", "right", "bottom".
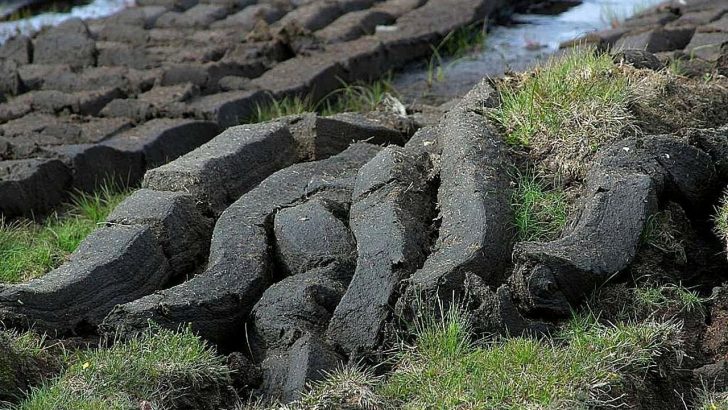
{"left": 2, "top": 0, "right": 728, "bottom": 409}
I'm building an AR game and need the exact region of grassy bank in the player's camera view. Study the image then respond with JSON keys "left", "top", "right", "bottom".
{"left": 16, "top": 327, "right": 231, "bottom": 410}
{"left": 0, "top": 187, "right": 128, "bottom": 283}
{"left": 281, "top": 286, "right": 689, "bottom": 410}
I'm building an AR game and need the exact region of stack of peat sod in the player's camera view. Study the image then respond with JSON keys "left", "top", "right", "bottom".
{"left": 2, "top": 0, "right": 728, "bottom": 408}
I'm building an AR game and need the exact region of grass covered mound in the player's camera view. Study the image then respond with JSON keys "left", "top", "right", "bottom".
{"left": 278, "top": 288, "right": 688, "bottom": 410}
{"left": 0, "top": 331, "right": 59, "bottom": 405}
{"left": 492, "top": 47, "right": 728, "bottom": 181}
{"left": 378, "top": 312, "right": 680, "bottom": 409}
{"left": 0, "top": 187, "right": 128, "bottom": 283}
{"left": 18, "top": 327, "right": 231, "bottom": 410}
{"left": 493, "top": 48, "right": 633, "bottom": 179}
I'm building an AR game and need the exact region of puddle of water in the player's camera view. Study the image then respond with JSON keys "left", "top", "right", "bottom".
{"left": 0, "top": 0, "right": 133, "bottom": 44}
{"left": 393, "top": 0, "right": 666, "bottom": 105}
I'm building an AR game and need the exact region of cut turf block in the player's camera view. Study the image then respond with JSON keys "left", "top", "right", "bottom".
{"left": 102, "top": 144, "right": 381, "bottom": 346}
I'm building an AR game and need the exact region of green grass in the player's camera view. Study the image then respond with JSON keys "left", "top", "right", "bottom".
{"left": 713, "top": 191, "right": 728, "bottom": 248}
{"left": 492, "top": 48, "right": 633, "bottom": 178}
{"left": 667, "top": 58, "right": 686, "bottom": 76}
{"left": 633, "top": 284, "right": 705, "bottom": 316}
{"left": 0, "top": 186, "right": 128, "bottom": 283}
{"left": 426, "top": 23, "right": 487, "bottom": 86}
{"left": 512, "top": 170, "right": 568, "bottom": 242}
{"left": 376, "top": 306, "right": 680, "bottom": 409}
{"left": 697, "top": 390, "right": 728, "bottom": 410}
{"left": 251, "top": 95, "right": 316, "bottom": 123}
{"left": 249, "top": 79, "right": 399, "bottom": 123}
{"left": 18, "top": 327, "right": 231, "bottom": 410}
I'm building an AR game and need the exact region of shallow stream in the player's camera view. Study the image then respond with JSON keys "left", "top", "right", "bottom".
{"left": 0, "top": 0, "right": 131, "bottom": 43}
{"left": 393, "top": 0, "right": 666, "bottom": 105}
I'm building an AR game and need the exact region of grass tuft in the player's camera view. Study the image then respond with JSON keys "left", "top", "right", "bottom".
{"left": 295, "top": 367, "right": 385, "bottom": 410}
{"left": 633, "top": 284, "right": 706, "bottom": 316}
{"left": 640, "top": 210, "right": 687, "bottom": 263}
{"left": 379, "top": 307, "right": 681, "bottom": 409}
{"left": 251, "top": 95, "right": 316, "bottom": 123}
{"left": 591, "top": 283, "right": 708, "bottom": 324}
{"left": 0, "top": 187, "right": 128, "bottom": 283}
{"left": 714, "top": 191, "right": 728, "bottom": 251}
{"left": 18, "top": 327, "right": 231, "bottom": 410}
{"left": 249, "top": 79, "right": 399, "bottom": 124}
{"left": 426, "top": 23, "right": 486, "bottom": 86}
{"left": 320, "top": 80, "right": 398, "bottom": 115}
{"left": 512, "top": 170, "right": 568, "bottom": 242}
{"left": 492, "top": 47, "right": 633, "bottom": 178}
{"left": 696, "top": 390, "right": 728, "bottom": 410}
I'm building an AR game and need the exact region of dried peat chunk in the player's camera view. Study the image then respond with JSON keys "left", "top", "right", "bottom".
{"left": 143, "top": 121, "right": 297, "bottom": 214}
{"left": 401, "top": 81, "right": 514, "bottom": 309}
{"left": 260, "top": 333, "right": 343, "bottom": 403}
{"left": 0, "top": 159, "right": 71, "bottom": 217}
{"left": 274, "top": 199, "right": 356, "bottom": 276}
{"left": 286, "top": 112, "right": 407, "bottom": 162}
{"left": 327, "top": 146, "right": 433, "bottom": 356}
{"left": 187, "top": 89, "right": 267, "bottom": 128}
{"left": 103, "top": 118, "right": 220, "bottom": 169}
{"left": 0, "top": 225, "right": 169, "bottom": 333}
{"left": 33, "top": 19, "right": 96, "bottom": 69}
{"left": 510, "top": 135, "right": 718, "bottom": 318}
{"left": 250, "top": 265, "right": 350, "bottom": 355}
{"left": 107, "top": 189, "right": 213, "bottom": 278}
{"left": 103, "top": 144, "right": 381, "bottom": 345}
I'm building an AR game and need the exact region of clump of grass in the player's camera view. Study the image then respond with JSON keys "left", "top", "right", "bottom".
{"left": 696, "top": 389, "right": 728, "bottom": 410}
{"left": 667, "top": 58, "right": 686, "bottom": 76}
{"left": 379, "top": 305, "right": 681, "bottom": 409}
{"left": 714, "top": 191, "right": 728, "bottom": 250}
{"left": 251, "top": 95, "right": 316, "bottom": 123}
{"left": 512, "top": 170, "right": 568, "bottom": 242}
{"left": 426, "top": 23, "right": 486, "bottom": 86}
{"left": 591, "top": 283, "right": 708, "bottom": 325}
{"left": 321, "top": 79, "right": 398, "bottom": 115}
{"left": 640, "top": 210, "right": 687, "bottom": 263}
{"left": 633, "top": 284, "right": 706, "bottom": 317}
{"left": 295, "top": 367, "right": 384, "bottom": 410}
{"left": 249, "top": 79, "right": 399, "bottom": 124}
{"left": 0, "top": 186, "right": 128, "bottom": 283}
{"left": 18, "top": 327, "right": 231, "bottom": 410}
{"left": 492, "top": 47, "right": 633, "bottom": 178}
